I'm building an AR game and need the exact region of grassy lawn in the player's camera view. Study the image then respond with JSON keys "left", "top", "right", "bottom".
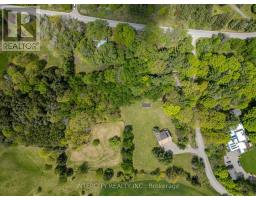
{"left": 0, "top": 145, "right": 56, "bottom": 195}
{"left": 100, "top": 180, "right": 217, "bottom": 196}
{"left": 240, "top": 4, "right": 256, "bottom": 19}
{"left": 0, "top": 144, "right": 116, "bottom": 195}
{"left": 74, "top": 49, "right": 103, "bottom": 74}
{"left": 37, "top": 39, "right": 63, "bottom": 69}
{"left": 173, "top": 153, "right": 194, "bottom": 174}
{"left": 240, "top": 147, "right": 256, "bottom": 175}
{"left": 121, "top": 99, "right": 177, "bottom": 171}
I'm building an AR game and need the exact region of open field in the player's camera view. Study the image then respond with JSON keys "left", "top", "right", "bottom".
{"left": 240, "top": 5, "right": 256, "bottom": 19}
{"left": 240, "top": 147, "right": 256, "bottom": 175}
{"left": 0, "top": 144, "right": 120, "bottom": 195}
{"left": 0, "top": 145, "right": 56, "bottom": 195}
{"left": 121, "top": 99, "right": 177, "bottom": 171}
{"left": 69, "top": 122, "right": 124, "bottom": 168}
{"left": 74, "top": 49, "right": 103, "bottom": 74}
{"left": 0, "top": 144, "right": 217, "bottom": 196}
{"left": 37, "top": 40, "right": 64, "bottom": 69}
{"left": 100, "top": 180, "right": 218, "bottom": 196}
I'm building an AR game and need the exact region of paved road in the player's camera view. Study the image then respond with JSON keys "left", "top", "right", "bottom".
{"left": 164, "top": 140, "right": 198, "bottom": 155}
{"left": 1, "top": 4, "right": 256, "bottom": 41}
{"left": 229, "top": 4, "right": 249, "bottom": 19}
{"left": 163, "top": 121, "right": 228, "bottom": 195}
{"left": 195, "top": 125, "right": 228, "bottom": 195}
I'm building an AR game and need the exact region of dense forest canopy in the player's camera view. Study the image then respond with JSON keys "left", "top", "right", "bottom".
{"left": 0, "top": 7, "right": 256, "bottom": 195}
{"left": 78, "top": 4, "right": 256, "bottom": 32}
{"left": 0, "top": 15, "right": 256, "bottom": 150}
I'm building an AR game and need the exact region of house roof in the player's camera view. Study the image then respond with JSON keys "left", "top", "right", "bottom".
{"left": 155, "top": 129, "right": 171, "bottom": 142}
{"left": 228, "top": 123, "right": 248, "bottom": 154}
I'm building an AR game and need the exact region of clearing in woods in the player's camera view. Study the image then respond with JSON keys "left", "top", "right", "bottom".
{"left": 69, "top": 121, "right": 124, "bottom": 168}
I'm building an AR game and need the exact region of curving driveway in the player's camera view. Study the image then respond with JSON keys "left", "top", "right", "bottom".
{"left": 195, "top": 126, "right": 228, "bottom": 195}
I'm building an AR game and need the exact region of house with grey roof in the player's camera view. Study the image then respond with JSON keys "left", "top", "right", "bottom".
{"left": 153, "top": 128, "right": 172, "bottom": 151}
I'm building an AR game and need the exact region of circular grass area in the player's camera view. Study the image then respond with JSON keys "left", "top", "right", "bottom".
{"left": 240, "top": 147, "right": 256, "bottom": 175}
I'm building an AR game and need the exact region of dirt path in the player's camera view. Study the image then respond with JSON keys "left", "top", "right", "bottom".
{"left": 229, "top": 5, "right": 249, "bottom": 19}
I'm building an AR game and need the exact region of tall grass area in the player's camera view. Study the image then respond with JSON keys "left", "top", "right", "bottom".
{"left": 0, "top": 145, "right": 55, "bottom": 195}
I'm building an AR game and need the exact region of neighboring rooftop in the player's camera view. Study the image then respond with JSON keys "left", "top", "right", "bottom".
{"left": 95, "top": 39, "right": 107, "bottom": 48}
{"left": 227, "top": 123, "right": 249, "bottom": 154}
{"left": 224, "top": 123, "right": 255, "bottom": 181}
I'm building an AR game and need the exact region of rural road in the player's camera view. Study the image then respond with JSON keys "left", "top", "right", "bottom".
{"left": 1, "top": 4, "right": 256, "bottom": 42}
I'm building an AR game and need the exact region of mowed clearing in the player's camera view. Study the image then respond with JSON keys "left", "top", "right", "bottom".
{"left": 121, "top": 99, "right": 177, "bottom": 171}
{"left": 240, "top": 147, "right": 256, "bottom": 175}
{"left": 69, "top": 121, "right": 124, "bottom": 168}
{"left": 74, "top": 49, "right": 103, "bottom": 74}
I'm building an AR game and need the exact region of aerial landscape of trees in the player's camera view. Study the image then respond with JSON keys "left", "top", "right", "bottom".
{"left": 0, "top": 5, "right": 256, "bottom": 195}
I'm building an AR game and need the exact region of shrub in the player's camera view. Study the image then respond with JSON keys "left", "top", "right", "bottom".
{"left": 121, "top": 125, "right": 135, "bottom": 173}
{"left": 92, "top": 138, "right": 100, "bottom": 146}
{"left": 165, "top": 165, "right": 186, "bottom": 179}
{"left": 103, "top": 168, "right": 114, "bottom": 181}
{"left": 45, "top": 164, "right": 53, "bottom": 170}
{"left": 150, "top": 168, "right": 160, "bottom": 176}
{"left": 96, "top": 168, "right": 103, "bottom": 177}
{"left": 66, "top": 167, "right": 74, "bottom": 177}
{"left": 57, "top": 152, "right": 67, "bottom": 166}
{"left": 191, "top": 155, "right": 204, "bottom": 169}
{"left": 37, "top": 186, "right": 42, "bottom": 193}
{"left": 251, "top": 4, "right": 256, "bottom": 14}
{"left": 152, "top": 147, "right": 173, "bottom": 164}
{"left": 78, "top": 162, "right": 89, "bottom": 174}
{"left": 109, "top": 135, "right": 121, "bottom": 147}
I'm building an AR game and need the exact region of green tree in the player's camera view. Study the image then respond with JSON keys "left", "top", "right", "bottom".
{"left": 163, "top": 103, "right": 181, "bottom": 117}
{"left": 243, "top": 107, "right": 256, "bottom": 132}
{"left": 78, "top": 162, "right": 89, "bottom": 174}
{"left": 103, "top": 168, "right": 114, "bottom": 181}
{"left": 86, "top": 20, "right": 111, "bottom": 40}
{"left": 113, "top": 23, "right": 136, "bottom": 48}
